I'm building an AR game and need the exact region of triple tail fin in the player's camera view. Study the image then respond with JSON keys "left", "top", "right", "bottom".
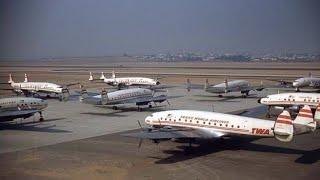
{"left": 274, "top": 110, "right": 293, "bottom": 142}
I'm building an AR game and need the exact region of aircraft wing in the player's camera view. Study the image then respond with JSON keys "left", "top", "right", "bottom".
{"left": 0, "top": 109, "right": 40, "bottom": 121}
{"left": 123, "top": 127, "right": 225, "bottom": 140}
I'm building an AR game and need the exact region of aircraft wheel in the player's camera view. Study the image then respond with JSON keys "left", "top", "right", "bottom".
{"left": 138, "top": 107, "right": 142, "bottom": 112}
{"left": 149, "top": 104, "right": 152, "bottom": 108}
{"left": 39, "top": 117, "right": 44, "bottom": 122}
{"left": 218, "top": 94, "right": 223, "bottom": 98}
{"left": 112, "top": 106, "right": 118, "bottom": 110}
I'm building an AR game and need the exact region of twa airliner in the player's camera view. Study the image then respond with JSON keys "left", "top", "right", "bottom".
{"left": 7, "top": 74, "right": 77, "bottom": 100}
{"left": 89, "top": 71, "right": 160, "bottom": 89}
{"left": 124, "top": 105, "right": 318, "bottom": 145}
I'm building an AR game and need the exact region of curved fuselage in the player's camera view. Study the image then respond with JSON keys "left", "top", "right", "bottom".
{"left": 10, "top": 82, "right": 63, "bottom": 94}
{"left": 104, "top": 77, "right": 159, "bottom": 87}
{"left": 259, "top": 93, "right": 320, "bottom": 107}
{"left": 145, "top": 110, "right": 275, "bottom": 138}
{"left": 0, "top": 97, "right": 48, "bottom": 111}
{"left": 206, "top": 80, "right": 251, "bottom": 94}
{"left": 293, "top": 77, "right": 320, "bottom": 89}
{"left": 93, "top": 88, "right": 153, "bottom": 105}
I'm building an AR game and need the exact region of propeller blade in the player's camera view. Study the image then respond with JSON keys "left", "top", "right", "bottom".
{"left": 137, "top": 120, "right": 143, "bottom": 130}
{"left": 138, "top": 138, "right": 143, "bottom": 149}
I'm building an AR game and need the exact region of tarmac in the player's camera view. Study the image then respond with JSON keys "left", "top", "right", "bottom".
{"left": 0, "top": 84, "right": 319, "bottom": 179}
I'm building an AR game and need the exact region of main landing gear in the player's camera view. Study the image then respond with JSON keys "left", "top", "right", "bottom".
{"left": 39, "top": 111, "right": 44, "bottom": 122}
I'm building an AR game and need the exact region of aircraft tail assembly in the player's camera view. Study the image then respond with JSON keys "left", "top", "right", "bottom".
{"left": 24, "top": 73, "right": 28, "bottom": 82}
{"left": 100, "top": 88, "right": 109, "bottom": 104}
{"left": 293, "top": 105, "right": 316, "bottom": 133}
{"left": 100, "top": 72, "right": 106, "bottom": 80}
{"left": 8, "top": 74, "right": 14, "bottom": 84}
{"left": 315, "top": 104, "right": 320, "bottom": 128}
{"left": 273, "top": 110, "right": 294, "bottom": 142}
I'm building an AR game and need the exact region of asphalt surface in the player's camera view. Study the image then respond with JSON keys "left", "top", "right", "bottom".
{"left": 0, "top": 86, "right": 319, "bottom": 179}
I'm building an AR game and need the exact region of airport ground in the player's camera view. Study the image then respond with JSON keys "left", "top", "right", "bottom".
{"left": 0, "top": 60, "right": 319, "bottom": 179}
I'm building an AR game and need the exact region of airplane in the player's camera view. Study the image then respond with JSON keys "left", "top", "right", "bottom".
{"left": 269, "top": 73, "right": 320, "bottom": 92}
{"left": 5, "top": 73, "right": 78, "bottom": 100}
{"left": 89, "top": 71, "right": 161, "bottom": 89}
{"left": 79, "top": 85, "right": 179, "bottom": 111}
{"left": 123, "top": 105, "right": 317, "bottom": 148}
{"left": 0, "top": 97, "right": 48, "bottom": 122}
{"left": 258, "top": 92, "right": 320, "bottom": 117}
{"left": 187, "top": 78, "right": 264, "bottom": 97}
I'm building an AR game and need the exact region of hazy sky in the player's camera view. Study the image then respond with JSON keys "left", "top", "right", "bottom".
{"left": 1, "top": 0, "right": 320, "bottom": 58}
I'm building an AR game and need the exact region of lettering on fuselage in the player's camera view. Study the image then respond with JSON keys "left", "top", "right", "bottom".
{"left": 252, "top": 128, "right": 270, "bottom": 135}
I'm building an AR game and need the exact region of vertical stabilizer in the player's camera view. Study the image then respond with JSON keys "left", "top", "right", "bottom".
{"left": 274, "top": 110, "right": 293, "bottom": 142}
{"left": 111, "top": 70, "right": 116, "bottom": 79}
{"left": 100, "top": 88, "right": 109, "bottom": 104}
{"left": 89, "top": 72, "right": 94, "bottom": 81}
{"left": 100, "top": 72, "right": 106, "bottom": 80}
{"left": 24, "top": 73, "right": 28, "bottom": 82}
{"left": 204, "top": 79, "right": 209, "bottom": 90}
{"left": 224, "top": 77, "right": 229, "bottom": 93}
{"left": 315, "top": 104, "right": 320, "bottom": 128}
{"left": 8, "top": 74, "right": 14, "bottom": 84}
{"left": 79, "top": 84, "right": 88, "bottom": 100}
{"left": 294, "top": 105, "right": 316, "bottom": 133}
{"left": 186, "top": 79, "right": 191, "bottom": 92}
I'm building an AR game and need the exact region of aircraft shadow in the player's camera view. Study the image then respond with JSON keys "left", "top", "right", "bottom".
{"left": 0, "top": 118, "right": 71, "bottom": 133}
{"left": 150, "top": 138, "right": 319, "bottom": 165}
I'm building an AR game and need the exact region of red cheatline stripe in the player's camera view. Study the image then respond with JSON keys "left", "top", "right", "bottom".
{"left": 298, "top": 114, "right": 313, "bottom": 118}
{"left": 300, "top": 109, "right": 312, "bottom": 113}
{"left": 277, "top": 120, "right": 293, "bottom": 125}
{"left": 278, "top": 115, "right": 290, "bottom": 119}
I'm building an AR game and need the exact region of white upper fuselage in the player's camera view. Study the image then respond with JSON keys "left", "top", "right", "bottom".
{"left": 259, "top": 93, "right": 320, "bottom": 107}
{"left": 292, "top": 77, "right": 320, "bottom": 89}
{"left": 103, "top": 77, "right": 159, "bottom": 87}
{"left": 10, "top": 82, "right": 64, "bottom": 94}
{"left": 93, "top": 88, "right": 153, "bottom": 104}
{"left": 145, "top": 110, "right": 275, "bottom": 138}
{"left": 207, "top": 80, "right": 251, "bottom": 93}
{"left": 0, "top": 97, "right": 48, "bottom": 112}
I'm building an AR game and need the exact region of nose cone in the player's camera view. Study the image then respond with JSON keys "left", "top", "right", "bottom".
{"left": 257, "top": 98, "right": 261, "bottom": 103}
{"left": 292, "top": 81, "right": 299, "bottom": 87}
{"left": 145, "top": 115, "right": 154, "bottom": 124}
